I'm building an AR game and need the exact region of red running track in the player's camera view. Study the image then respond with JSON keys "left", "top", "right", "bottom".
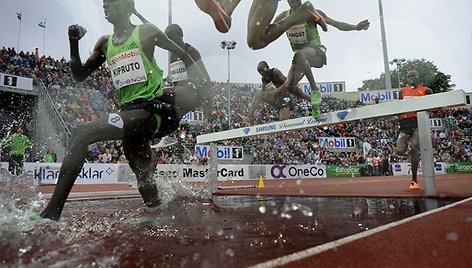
{"left": 1, "top": 174, "right": 470, "bottom": 267}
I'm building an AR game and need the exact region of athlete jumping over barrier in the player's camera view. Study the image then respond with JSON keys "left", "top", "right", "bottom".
{"left": 194, "top": 0, "right": 328, "bottom": 49}
{"left": 34, "top": 0, "right": 207, "bottom": 221}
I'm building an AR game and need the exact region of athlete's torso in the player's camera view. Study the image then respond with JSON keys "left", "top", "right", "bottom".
{"left": 106, "top": 25, "right": 163, "bottom": 105}
{"left": 285, "top": 9, "right": 322, "bottom": 52}
{"left": 400, "top": 85, "right": 429, "bottom": 119}
{"left": 262, "top": 68, "right": 285, "bottom": 89}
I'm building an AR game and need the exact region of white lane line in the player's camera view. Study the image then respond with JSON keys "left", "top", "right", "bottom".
{"left": 249, "top": 196, "right": 472, "bottom": 268}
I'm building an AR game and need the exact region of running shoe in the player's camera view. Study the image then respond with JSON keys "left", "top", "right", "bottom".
{"left": 311, "top": 90, "right": 321, "bottom": 119}
{"left": 195, "top": 0, "right": 232, "bottom": 33}
{"left": 409, "top": 181, "right": 420, "bottom": 190}
{"left": 30, "top": 214, "right": 42, "bottom": 221}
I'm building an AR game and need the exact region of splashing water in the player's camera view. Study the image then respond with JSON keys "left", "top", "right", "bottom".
{"left": 153, "top": 168, "right": 215, "bottom": 209}
{"left": 0, "top": 168, "right": 47, "bottom": 228}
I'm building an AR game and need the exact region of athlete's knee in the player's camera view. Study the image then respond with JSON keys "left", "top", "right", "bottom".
{"left": 410, "top": 143, "right": 420, "bottom": 155}
{"left": 395, "top": 143, "right": 407, "bottom": 156}
{"left": 293, "top": 50, "right": 310, "bottom": 64}
{"left": 69, "top": 125, "right": 93, "bottom": 147}
{"left": 410, "top": 136, "right": 420, "bottom": 152}
{"left": 247, "top": 36, "right": 268, "bottom": 50}
{"left": 293, "top": 49, "right": 304, "bottom": 59}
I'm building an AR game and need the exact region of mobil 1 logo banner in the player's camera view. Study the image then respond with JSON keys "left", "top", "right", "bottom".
{"left": 232, "top": 147, "right": 243, "bottom": 160}
{"left": 359, "top": 89, "right": 401, "bottom": 104}
{"left": 181, "top": 111, "right": 204, "bottom": 123}
{"left": 301, "top": 81, "right": 345, "bottom": 95}
{"left": 195, "top": 145, "right": 243, "bottom": 160}
{"left": 318, "top": 137, "right": 356, "bottom": 152}
{"left": 266, "top": 164, "right": 327, "bottom": 179}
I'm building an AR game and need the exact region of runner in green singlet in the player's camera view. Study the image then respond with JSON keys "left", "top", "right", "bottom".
{"left": 193, "top": 0, "right": 328, "bottom": 49}
{"left": 133, "top": 11, "right": 213, "bottom": 143}
{"left": 34, "top": 0, "right": 205, "bottom": 221}
{"left": 274, "top": 0, "right": 370, "bottom": 119}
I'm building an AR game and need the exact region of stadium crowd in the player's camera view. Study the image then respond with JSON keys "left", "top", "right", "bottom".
{"left": 1, "top": 47, "right": 471, "bottom": 169}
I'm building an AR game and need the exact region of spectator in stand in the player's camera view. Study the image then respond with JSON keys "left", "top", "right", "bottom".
{"left": 1, "top": 45, "right": 471, "bottom": 167}
{"left": 42, "top": 148, "right": 57, "bottom": 163}
{"left": 4, "top": 126, "right": 31, "bottom": 175}
{"left": 102, "top": 148, "right": 112, "bottom": 163}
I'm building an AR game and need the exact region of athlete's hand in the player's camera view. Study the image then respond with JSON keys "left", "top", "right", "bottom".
{"left": 68, "top": 25, "right": 87, "bottom": 41}
{"left": 355, "top": 20, "right": 370, "bottom": 31}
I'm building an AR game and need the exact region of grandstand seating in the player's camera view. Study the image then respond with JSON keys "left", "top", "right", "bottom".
{"left": 1, "top": 46, "right": 471, "bottom": 167}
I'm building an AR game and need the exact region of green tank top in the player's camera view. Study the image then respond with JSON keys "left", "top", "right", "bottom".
{"left": 285, "top": 10, "right": 321, "bottom": 52}
{"left": 106, "top": 25, "right": 163, "bottom": 105}
{"left": 7, "top": 133, "right": 30, "bottom": 156}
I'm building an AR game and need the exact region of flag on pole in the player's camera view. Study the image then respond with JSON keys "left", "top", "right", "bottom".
{"left": 16, "top": 12, "right": 22, "bottom": 20}
{"left": 38, "top": 20, "right": 46, "bottom": 28}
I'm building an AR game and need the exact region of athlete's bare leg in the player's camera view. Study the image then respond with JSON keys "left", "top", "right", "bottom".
{"left": 195, "top": 0, "right": 327, "bottom": 49}
{"left": 247, "top": 90, "right": 276, "bottom": 119}
{"left": 285, "top": 64, "right": 306, "bottom": 96}
{"left": 247, "top": 1, "right": 326, "bottom": 50}
{"left": 123, "top": 137, "right": 161, "bottom": 208}
{"left": 39, "top": 110, "right": 158, "bottom": 220}
{"left": 194, "top": 0, "right": 241, "bottom": 33}
{"left": 395, "top": 133, "right": 411, "bottom": 156}
{"left": 285, "top": 46, "right": 326, "bottom": 118}
{"left": 288, "top": 86, "right": 311, "bottom": 102}
{"left": 409, "top": 130, "right": 420, "bottom": 183}
{"left": 291, "top": 47, "right": 325, "bottom": 95}
{"left": 160, "top": 85, "right": 200, "bottom": 113}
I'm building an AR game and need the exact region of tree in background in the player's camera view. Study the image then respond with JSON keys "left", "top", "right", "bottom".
{"left": 358, "top": 59, "right": 455, "bottom": 93}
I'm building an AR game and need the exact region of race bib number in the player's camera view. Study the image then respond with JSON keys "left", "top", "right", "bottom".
{"left": 286, "top": 24, "right": 308, "bottom": 45}
{"left": 170, "top": 60, "right": 188, "bottom": 82}
{"left": 264, "top": 81, "right": 277, "bottom": 90}
{"left": 108, "top": 48, "right": 147, "bottom": 89}
{"left": 108, "top": 113, "right": 124, "bottom": 129}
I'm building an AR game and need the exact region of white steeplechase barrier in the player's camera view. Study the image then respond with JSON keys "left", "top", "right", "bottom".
{"left": 198, "top": 90, "right": 467, "bottom": 196}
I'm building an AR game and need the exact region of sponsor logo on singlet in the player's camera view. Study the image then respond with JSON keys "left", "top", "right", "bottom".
{"left": 108, "top": 48, "right": 147, "bottom": 89}
{"left": 170, "top": 60, "right": 188, "bottom": 82}
{"left": 286, "top": 24, "right": 308, "bottom": 44}
{"left": 264, "top": 81, "right": 277, "bottom": 90}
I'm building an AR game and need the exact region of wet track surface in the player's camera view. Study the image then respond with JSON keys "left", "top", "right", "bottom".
{"left": 0, "top": 194, "right": 457, "bottom": 267}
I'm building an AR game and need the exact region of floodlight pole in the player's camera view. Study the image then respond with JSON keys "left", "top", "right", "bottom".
{"left": 221, "top": 41, "right": 237, "bottom": 129}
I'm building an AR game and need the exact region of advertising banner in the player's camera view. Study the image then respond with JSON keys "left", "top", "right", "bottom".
{"left": 154, "top": 164, "right": 250, "bottom": 181}
{"left": 391, "top": 162, "right": 446, "bottom": 176}
{"left": 326, "top": 165, "right": 367, "bottom": 178}
{"left": 446, "top": 162, "right": 472, "bottom": 174}
{"left": 359, "top": 89, "right": 401, "bottom": 104}
{"left": 266, "top": 164, "right": 327, "bottom": 179}
{"left": 318, "top": 137, "right": 356, "bottom": 152}
{"left": 194, "top": 145, "right": 243, "bottom": 160}
{"left": 300, "top": 82, "right": 345, "bottom": 95}
{"left": 24, "top": 163, "right": 119, "bottom": 185}
{"left": 181, "top": 111, "right": 204, "bottom": 123}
